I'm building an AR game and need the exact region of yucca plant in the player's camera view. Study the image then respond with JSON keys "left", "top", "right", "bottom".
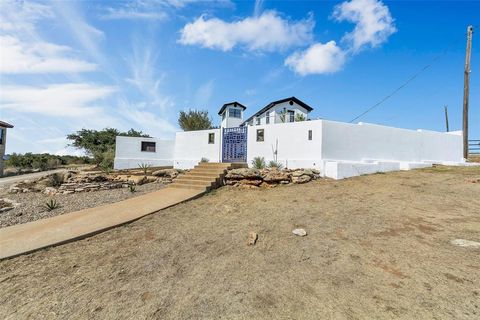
{"left": 268, "top": 160, "right": 284, "bottom": 170}
{"left": 251, "top": 157, "right": 266, "bottom": 169}
{"left": 45, "top": 199, "right": 59, "bottom": 211}
{"left": 138, "top": 163, "right": 151, "bottom": 175}
{"left": 129, "top": 185, "right": 136, "bottom": 193}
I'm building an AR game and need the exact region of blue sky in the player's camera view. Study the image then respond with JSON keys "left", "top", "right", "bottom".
{"left": 0, "top": 0, "right": 479, "bottom": 155}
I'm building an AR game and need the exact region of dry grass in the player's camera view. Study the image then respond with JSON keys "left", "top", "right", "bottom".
{"left": 0, "top": 166, "right": 479, "bottom": 319}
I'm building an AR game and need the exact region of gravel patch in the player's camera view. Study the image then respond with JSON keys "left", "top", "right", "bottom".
{"left": 0, "top": 182, "right": 166, "bottom": 228}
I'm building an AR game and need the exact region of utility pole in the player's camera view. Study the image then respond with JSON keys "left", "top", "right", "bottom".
{"left": 463, "top": 25, "right": 473, "bottom": 159}
{"left": 444, "top": 105, "right": 450, "bottom": 132}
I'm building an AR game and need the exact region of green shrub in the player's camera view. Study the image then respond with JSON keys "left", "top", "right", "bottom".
{"left": 295, "top": 114, "right": 306, "bottom": 122}
{"left": 45, "top": 199, "right": 59, "bottom": 211}
{"left": 268, "top": 160, "right": 284, "bottom": 170}
{"left": 200, "top": 157, "right": 209, "bottom": 163}
{"left": 251, "top": 157, "right": 266, "bottom": 169}
{"left": 129, "top": 185, "right": 136, "bottom": 193}
{"left": 46, "top": 173, "right": 63, "bottom": 187}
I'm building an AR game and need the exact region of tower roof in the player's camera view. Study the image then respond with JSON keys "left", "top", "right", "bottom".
{"left": 218, "top": 102, "right": 247, "bottom": 115}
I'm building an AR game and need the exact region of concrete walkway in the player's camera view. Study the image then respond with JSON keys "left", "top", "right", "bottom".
{"left": 0, "top": 169, "right": 66, "bottom": 187}
{"left": 0, "top": 187, "right": 203, "bottom": 260}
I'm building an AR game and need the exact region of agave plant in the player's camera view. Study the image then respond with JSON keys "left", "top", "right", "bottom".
{"left": 251, "top": 156, "right": 266, "bottom": 169}
{"left": 138, "top": 163, "right": 152, "bottom": 175}
{"left": 268, "top": 160, "right": 284, "bottom": 170}
{"left": 45, "top": 199, "right": 59, "bottom": 211}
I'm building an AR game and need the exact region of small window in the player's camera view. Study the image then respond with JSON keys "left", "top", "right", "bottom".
{"left": 229, "top": 108, "right": 241, "bottom": 118}
{"left": 208, "top": 132, "right": 215, "bottom": 144}
{"left": 256, "top": 118, "right": 261, "bottom": 125}
{"left": 222, "top": 112, "right": 226, "bottom": 120}
{"left": 141, "top": 141, "right": 156, "bottom": 152}
{"left": 256, "top": 129, "right": 264, "bottom": 142}
{"left": 266, "top": 111, "right": 270, "bottom": 124}
{"left": 308, "top": 130, "right": 312, "bottom": 140}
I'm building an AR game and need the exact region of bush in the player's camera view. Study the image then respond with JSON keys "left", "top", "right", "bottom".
{"left": 200, "top": 157, "right": 209, "bottom": 163}
{"left": 46, "top": 173, "right": 64, "bottom": 187}
{"left": 268, "top": 160, "right": 284, "bottom": 170}
{"left": 5, "top": 153, "right": 92, "bottom": 171}
{"left": 251, "top": 157, "right": 266, "bottom": 169}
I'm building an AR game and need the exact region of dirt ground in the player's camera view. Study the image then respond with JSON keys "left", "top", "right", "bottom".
{"left": 1, "top": 166, "right": 479, "bottom": 319}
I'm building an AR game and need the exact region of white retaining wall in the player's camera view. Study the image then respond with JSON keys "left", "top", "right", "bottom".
{"left": 247, "top": 120, "right": 323, "bottom": 170}
{"left": 173, "top": 128, "right": 222, "bottom": 169}
{"left": 114, "top": 136, "right": 174, "bottom": 170}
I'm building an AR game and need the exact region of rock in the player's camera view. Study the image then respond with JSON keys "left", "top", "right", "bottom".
{"left": 225, "top": 168, "right": 262, "bottom": 180}
{"left": 247, "top": 232, "right": 258, "bottom": 245}
{"left": 451, "top": 239, "right": 480, "bottom": 248}
{"left": 291, "top": 169, "right": 313, "bottom": 177}
{"left": 74, "top": 188, "right": 85, "bottom": 192}
{"left": 292, "top": 228, "right": 307, "bottom": 236}
{"left": 0, "top": 198, "right": 20, "bottom": 212}
{"left": 63, "top": 190, "right": 75, "bottom": 195}
{"left": 292, "top": 175, "right": 312, "bottom": 184}
{"left": 260, "top": 182, "right": 277, "bottom": 188}
{"left": 44, "top": 187, "right": 58, "bottom": 196}
{"left": 237, "top": 179, "right": 263, "bottom": 187}
{"left": 263, "top": 170, "right": 291, "bottom": 183}
{"left": 152, "top": 169, "right": 179, "bottom": 179}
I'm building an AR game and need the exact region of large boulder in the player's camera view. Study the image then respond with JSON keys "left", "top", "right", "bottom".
{"left": 291, "top": 169, "right": 314, "bottom": 184}
{"left": 152, "top": 169, "right": 179, "bottom": 179}
{"left": 225, "top": 168, "right": 262, "bottom": 180}
{"left": 263, "top": 169, "right": 291, "bottom": 183}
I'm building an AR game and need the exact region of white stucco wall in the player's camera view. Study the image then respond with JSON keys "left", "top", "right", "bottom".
{"left": 173, "top": 128, "right": 222, "bottom": 169}
{"left": 247, "top": 120, "right": 323, "bottom": 170}
{"left": 321, "top": 120, "right": 463, "bottom": 163}
{"left": 114, "top": 136, "right": 175, "bottom": 170}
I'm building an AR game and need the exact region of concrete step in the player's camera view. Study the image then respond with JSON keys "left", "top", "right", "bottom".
{"left": 176, "top": 175, "right": 219, "bottom": 183}
{"left": 173, "top": 179, "right": 213, "bottom": 186}
{"left": 184, "top": 172, "right": 222, "bottom": 179}
{"left": 168, "top": 183, "right": 209, "bottom": 191}
{"left": 191, "top": 169, "right": 227, "bottom": 175}
{"left": 194, "top": 165, "right": 230, "bottom": 170}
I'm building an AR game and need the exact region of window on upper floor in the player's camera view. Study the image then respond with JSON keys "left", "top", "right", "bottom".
{"left": 308, "top": 130, "right": 312, "bottom": 140}
{"left": 141, "top": 141, "right": 156, "bottom": 152}
{"left": 0, "top": 129, "right": 4, "bottom": 145}
{"left": 288, "top": 110, "right": 295, "bottom": 123}
{"left": 266, "top": 111, "right": 270, "bottom": 124}
{"left": 229, "top": 108, "right": 241, "bottom": 118}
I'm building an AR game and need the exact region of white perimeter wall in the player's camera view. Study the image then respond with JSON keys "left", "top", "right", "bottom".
{"left": 321, "top": 120, "right": 463, "bottom": 163}
{"left": 247, "top": 120, "right": 323, "bottom": 170}
{"left": 114, "top": 136, "right": 174, "bottom": 170}
{"left": 174, "top": 128, "right": 222, "bottom": 169}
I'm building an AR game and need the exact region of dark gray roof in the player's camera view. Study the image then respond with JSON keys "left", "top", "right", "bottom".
{"left": 242, "top": 97, "right": 313, "bottom": 125}
{"left": 218, "top": 102, "right": 247, "bottom": 115}
{"left": 0, "top": 121, "right": 14, "bottom": 128}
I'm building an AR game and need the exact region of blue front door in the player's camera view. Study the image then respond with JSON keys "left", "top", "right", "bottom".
{"left": 222, "top": 127, "right": 247, "bottom": 163}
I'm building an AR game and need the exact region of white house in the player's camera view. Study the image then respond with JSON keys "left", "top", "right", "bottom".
{"left": 242, "top": 97, "right": 312, "bottom": 126}
{"left": 114, "top": 97, "right": 465, "bottom": 179}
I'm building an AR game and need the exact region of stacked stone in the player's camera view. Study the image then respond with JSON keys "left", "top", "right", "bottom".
{"left": 224, "top": 168, "right": 321, "bottom": 188}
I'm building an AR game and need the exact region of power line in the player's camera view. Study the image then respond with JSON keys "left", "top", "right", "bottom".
{"left": 348, "top": 32, "right": 467, "bottom": 123}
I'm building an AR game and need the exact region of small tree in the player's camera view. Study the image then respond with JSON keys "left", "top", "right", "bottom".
{"left": 178, "top": 110, "right": 212, "bottom": 131}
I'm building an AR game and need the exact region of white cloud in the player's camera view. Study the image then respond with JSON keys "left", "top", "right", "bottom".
{"left": 0, "top": 35, "right": 96, "bottom": 74}
{"left": 333, "top": 0, "right": 396, "bottom": 52}
{"left": 0, "top": 0, "right": 53, "bottom": 32}
{"left": 179, "top": 11, "right": 314, "bottom": 52}
{"left": 0, "top": 83, "right": 116, "bottom": 117}
{"left": 284, "top": 41, "right": 346, "bottom": 75}
{"left": 194, "top": 80, "right": 214, "bottom": 107}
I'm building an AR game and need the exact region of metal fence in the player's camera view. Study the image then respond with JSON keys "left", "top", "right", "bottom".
{"left": 469, "top": 139, "right": 480, "bottom": 154}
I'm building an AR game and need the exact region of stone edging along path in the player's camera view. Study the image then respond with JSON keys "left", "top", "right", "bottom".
{"left": 0, "top": 187, "right": 203, "bottom": 260}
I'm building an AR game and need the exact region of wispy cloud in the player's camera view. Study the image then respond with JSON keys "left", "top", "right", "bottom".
{"left": 0, "top": 35, "right": 96, "bottom": 74}
{"left": 193, "top": 80, "right": 215, "bottom": 107}
{"left": 0, "top": 83, "right": 116, "bottom": 117}
{"left": 179, "top": 11, "right": 314, "bottom": 52}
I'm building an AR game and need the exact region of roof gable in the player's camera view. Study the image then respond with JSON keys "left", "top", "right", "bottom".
{"left": 0, "top": 121, "right": 14, "bottom": 128}
{"left": 218, "top": 102, "right": 247, "bottom": 115}
{"left": 242, "top": 97, "right": 313, "bottom": 124}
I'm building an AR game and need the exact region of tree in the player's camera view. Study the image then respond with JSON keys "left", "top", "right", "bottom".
{"left": 178, "top": 110, "right": 212, "bottom": 131}
{"left": 66, "top": 128, "right": 149, "bottom": 167}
